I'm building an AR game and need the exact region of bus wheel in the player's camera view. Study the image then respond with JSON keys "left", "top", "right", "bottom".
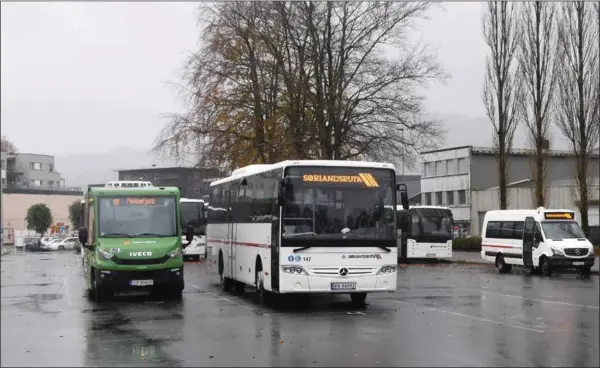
{"left": 539, "top": 257, "right": 552, "bottom": 276}
{"left": 255, "top": 270, "right": 271, "bottom": 306}
{"left": 351, "top": 293, "right": 367, "bottom": 307}
{"left": 234, "top": 281, "right": 245, "bottom": 294}
{"left": 92, "top": 278, "right": 111, "bottom": 303}
{"left": 495, "top": 254, "right": 512, "bottom": 274}
{"left": 221, "top": 273, "right": 233, "bottom": 292}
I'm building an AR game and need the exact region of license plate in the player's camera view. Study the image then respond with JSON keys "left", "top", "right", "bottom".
{"left": 130, "top": 279, "right": 154, "bottom": 286}
{"left": 331, "top": 282, "right": 356, "bottom": 291}
{"left": 426, "top": 253, "right": 436, "bottom": 258}
{"left": 573, "top": 262, "right": 584, "bottom": 266}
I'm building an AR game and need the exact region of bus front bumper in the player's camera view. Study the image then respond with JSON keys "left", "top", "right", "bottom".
{"left": 277, "top": 273, "right": 397, "bottom": 293}
{"left": 94, "top": 267, "right": 184, "bottom": 291}
{"left": 547, "top": 255, "right": 595, "bottom": 269}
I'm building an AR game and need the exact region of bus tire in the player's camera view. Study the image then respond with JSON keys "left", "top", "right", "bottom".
{"left": 539, "top": 256, "right": 552, "bottom": 276}
{"left": 351, "top": 293, "right": 367, "bottom": 307}
{"left": 495, "top": 254, "right": 512, "bottom": 274}
{"left": 234, "top": 281, "right": 245, "bottom": 294}
{"left": 255, "top": 268, "right": 271, "bottom": 306}
{"left": 219, "top": 252, "right": 233, "bottom": 292}
{"left": 92, "top": 276, "right": 111, "bottom": 302}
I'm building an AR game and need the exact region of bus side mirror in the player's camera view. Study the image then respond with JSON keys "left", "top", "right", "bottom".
{"left": 396, "top": 183, "right": 409, "bottom": 210}
{"left": 183, "top": 224, "right": 194, "bottom": 247}
{"left": 78, "top": 227, "right": 88, "bottom": 246}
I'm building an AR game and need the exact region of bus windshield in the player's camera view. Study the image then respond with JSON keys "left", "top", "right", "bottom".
{"left": 541, "top": 221, "right": 586, "bottom": 240}
{"left": 181, "top": 201, "right": 205, "bottom": 235}
{"left": 407, "top": 207, "right": 453, "bottom": 242}
{"left": 282, "top": 167, "right": 395, "bottom": 243}
{"left": 98, "top": 196, "right": 178, "bottom": 238}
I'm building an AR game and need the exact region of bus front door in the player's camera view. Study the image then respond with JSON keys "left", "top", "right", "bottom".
{"left": 522, "top": 216, "right": 535, "bottom": 267}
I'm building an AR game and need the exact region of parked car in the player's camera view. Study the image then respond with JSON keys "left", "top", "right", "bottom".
{"left": 46, "top": 237, "right": 79, "bottom": 251}
{"left": 24, "top": 237, "right": 44, "bottom": 252}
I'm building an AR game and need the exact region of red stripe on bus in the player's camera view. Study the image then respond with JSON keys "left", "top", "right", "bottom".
{"left": 207, "top": 238, "right": 271, "bottom": 249}
{"left": 482, "top": 244, "right": 514, "bottom": 249}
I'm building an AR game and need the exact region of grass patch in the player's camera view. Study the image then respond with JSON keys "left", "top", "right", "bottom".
{"left": 452, "top": 236, "right": 482, "bottom": 252}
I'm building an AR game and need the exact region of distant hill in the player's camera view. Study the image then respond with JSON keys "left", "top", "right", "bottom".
{"left": 55, "top": 147, "right": 183, "bottom": 189}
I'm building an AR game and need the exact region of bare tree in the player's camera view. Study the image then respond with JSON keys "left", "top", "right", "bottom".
{"left": 517, "top": 1, "right": 558, "bottom": 207}
{"left": 482, "top": 1, "right": 522, "bottom": 209}
{"left": 0, "top": 136, "right": 18, "bottom": 153}
{"left": 555, "top": 1, "right": 600, "bottom": 234}
{"left": 155, "top": 1, "right": 446, "bottom": 170}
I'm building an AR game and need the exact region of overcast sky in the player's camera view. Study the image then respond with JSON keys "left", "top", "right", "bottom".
{"left": 1, "top": 2, "right": 569, "bottom": 158}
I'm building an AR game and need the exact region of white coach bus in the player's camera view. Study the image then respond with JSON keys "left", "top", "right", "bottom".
{"left": 481, "top": 208, "right": 595, "bottom": 276}
{"left": 180, "top": 198, "right": 207, "bottom": 260}
{"left": 206, "top": 160, "right": 409, "bottom": 306}
{"left": 395, "top": 205, "right": 454, "bottom": 260}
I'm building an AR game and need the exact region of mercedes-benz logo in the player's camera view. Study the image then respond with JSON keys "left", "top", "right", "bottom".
{"left": 575, "top": 249, "right": 581, "bottom": 256}
{"left": 339, "top": 267, "right": 349, "bottom": 276}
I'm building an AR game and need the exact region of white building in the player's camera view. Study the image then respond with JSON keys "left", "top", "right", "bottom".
{"left": 420, "top": 145, "right": 600, "bottom": 235}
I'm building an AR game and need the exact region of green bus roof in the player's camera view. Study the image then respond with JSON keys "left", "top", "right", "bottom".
{"left": 89, "top": 187, "right": 180, "bottom": 196}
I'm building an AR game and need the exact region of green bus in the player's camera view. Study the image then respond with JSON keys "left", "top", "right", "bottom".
{"left": 78, "top": 185, "right": 200, "bottom": 302}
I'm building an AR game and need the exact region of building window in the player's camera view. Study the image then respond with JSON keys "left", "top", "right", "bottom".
{"left": 458, "top": 190, "right": 467, "bottom": 205}
{"left": 447, "top": 159, "right": 457, "bottom": 175}
{"left": 435, "top": 161, "right": 446, "bottom": 176}
{"left": 423, "top": 192, "right": 431, "bottom": 205}
{"left": 0, "top": 160, "right": 5, "bottom": 170}
{"left": 446, "top": 191, "right": 454, "bottom": 205}
{"left": 1, "top": 178, "right": 5, "bottom": 185}
{"left": 30, "top": 179, "right": 43, "bottom": 186}
{"left": 30, "top": 162, "right": 43, "bottom": 170}
{"left": 153, "top": 173, "right": 160, "bottom": 180}
{"left": 49, "top": 164, "right": 54, "bottom": 172}
{"left": 436, "top": 191, "right": 443, "bottom": 205}
{"left": 458, "top": 158, "right": 469, "bottom": 174}
{"left": 49, "top": 181, "right": 54, "bottom": 188}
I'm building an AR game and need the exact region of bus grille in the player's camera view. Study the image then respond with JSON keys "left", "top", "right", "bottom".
{"left": 563, "top": 248, "right": 589, "bottom": 257}
{"left": 308, "top": 267, "right": 375, "bottom": 276}
{"left": 113, "top": 255, "right": 170, "bottom": 265}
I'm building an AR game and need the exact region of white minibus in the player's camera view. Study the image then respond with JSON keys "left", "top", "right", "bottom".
{"left": 481, "top": 207, "right": 595, "bottom": 276}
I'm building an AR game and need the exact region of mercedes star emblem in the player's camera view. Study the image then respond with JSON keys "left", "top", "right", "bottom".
{"left": 575, "top": 249, "right": 581, "bottom": 256}
{"left": 339, "top": 267, "right": 349, "bottom": 276}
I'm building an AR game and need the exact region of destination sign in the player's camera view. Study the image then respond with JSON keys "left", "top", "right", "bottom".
{"left": 302, "top": 173, "right": 379, "bottom": 188}
{"left": 544, "top": 212, "right": 574, "bottom": 220}
{"left": 110, "top": 197, "right": 165, "bottom": 206}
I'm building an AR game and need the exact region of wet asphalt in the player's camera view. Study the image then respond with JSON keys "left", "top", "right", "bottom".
{"left": 1, "top": 251, "right": 598, "bottom": 367}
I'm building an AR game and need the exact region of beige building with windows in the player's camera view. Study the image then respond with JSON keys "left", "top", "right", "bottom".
{"left": 1, "top": 189, "right": 83, "bottom": 245}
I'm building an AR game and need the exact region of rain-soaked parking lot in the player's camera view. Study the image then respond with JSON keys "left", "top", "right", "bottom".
{"left": 1, "top": 251, "right": 598, "bottom": 367}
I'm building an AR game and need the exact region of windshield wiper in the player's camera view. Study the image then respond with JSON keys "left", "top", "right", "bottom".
{"left": 293, "top": 246, "right": 312, "bottom": 253}
{"left": 101, "top": 232, "right": 130, "bottom": 238}
{"left": 134, "top": 233, "right": 170, "bottom": 237}
{"left": 377, "top": 246, "right": 392, "bottom": 252}
{"left": 284, "top": 232, "right": 317, "bottom": 238}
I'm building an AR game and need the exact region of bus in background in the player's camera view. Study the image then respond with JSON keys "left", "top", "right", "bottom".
{"left": 105, "top": 180, "right": 153, "bottom": 188}
{"left": 207, "top": 160, "right": 409, "bottom": 307}
{"left": 396, "top": 205, "right": 454, "bottom": 261}
{"left": 180, "top": 198, "right": 207, "bottom": 260}
{"left": 78, "top": 184, "right": 195, "bottom": 302}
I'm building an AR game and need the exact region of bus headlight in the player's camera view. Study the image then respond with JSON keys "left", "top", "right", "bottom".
{"left": 281, "top": 265, "right": 307, "bottom": 275}
{"left": 377, "top": 265, "right": 397, "bottom": 275}
{"left": 97, "top": 248, "right": 114, "bottom": 260}
{"left": 551, "top": 247, "right": 564, "bottom": 256}
{"left": 167, "top": 248, "right": 181, "bottom": 258}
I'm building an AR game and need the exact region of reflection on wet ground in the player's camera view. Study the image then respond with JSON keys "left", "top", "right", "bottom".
{"left": 1, "top": 252, "right": 598, "bottom": 367}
